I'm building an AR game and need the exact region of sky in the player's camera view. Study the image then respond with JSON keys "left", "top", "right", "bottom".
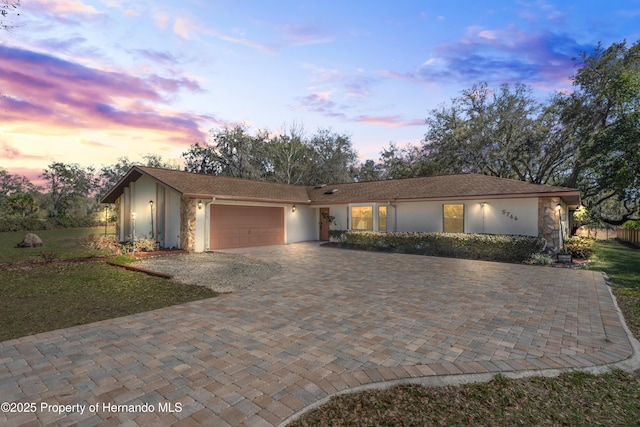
{"left": 1, "top": 0, "right": 639, "bottom": 186}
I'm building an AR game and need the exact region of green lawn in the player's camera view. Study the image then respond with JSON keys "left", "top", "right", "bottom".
{"left": 291, "top": 239, "right": 640, "bottom": 426}
{"left": 587, "top": 239, "right": 640, "bottom": 289}
{"left": 0, "top": 227, "right": 217, "bottom": 342}
{"left": 0, "top": 227, "right": 116, "bottom": 264}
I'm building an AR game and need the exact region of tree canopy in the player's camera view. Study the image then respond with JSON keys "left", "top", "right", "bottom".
{"left": 182, "top": 125, "right": 358, "bottom": 185}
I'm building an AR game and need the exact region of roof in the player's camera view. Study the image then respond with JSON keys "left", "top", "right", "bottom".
{"left": 101, "top": 166, "right": 311, "bottom": 204}
{"left": 307, "top": 174, "right": 581, "bottom": 206}
{"left": 101, "top": 167, "right": 581, "bottom": 207}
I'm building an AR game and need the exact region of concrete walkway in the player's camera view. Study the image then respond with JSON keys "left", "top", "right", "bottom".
{"left": 1, "top": 242, "right": 638, "bottom": 426}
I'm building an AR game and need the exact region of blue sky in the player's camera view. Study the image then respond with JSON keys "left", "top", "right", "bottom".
{"left": 2, "top": 0, "right": 639, "bottom": 184}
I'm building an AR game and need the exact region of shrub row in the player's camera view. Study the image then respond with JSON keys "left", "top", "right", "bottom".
{"left": 563, "top": 236, "right": 595, "bottom": 259}
{"left": 335, "top": 231, "right": 547, "bottom": 263}
{"left": 81, "top": 234, "right": 157, "bottom": 254}
{"left": 0, "top": 216, "right": 99, "bottom": 232}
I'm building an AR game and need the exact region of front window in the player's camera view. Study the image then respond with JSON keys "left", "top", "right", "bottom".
{"left": 351, "top": 206, "right": 373, "bottom": 230}
{"left": 443, "top": 204, "right": 464, "bottom": 233}
{"left": 378, "top": 206, "right": 387, "bottom": 231}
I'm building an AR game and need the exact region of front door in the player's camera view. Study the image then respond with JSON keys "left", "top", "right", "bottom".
{"left": 319, "top": 208, "right": 330, "bottom": 241}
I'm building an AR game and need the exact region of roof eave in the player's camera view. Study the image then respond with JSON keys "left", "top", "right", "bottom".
{"left": 183, "top": 194, "right": 312, "bottom": 205}
{"left": 308, "top": 190, "right": 582, "bottom": 206}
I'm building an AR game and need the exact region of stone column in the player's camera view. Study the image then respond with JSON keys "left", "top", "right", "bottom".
{"left": 180, "top": 197, "right": 197, "bottom": 252}
{"left": 538, "top": 196, "right": 561, "bottom": 251}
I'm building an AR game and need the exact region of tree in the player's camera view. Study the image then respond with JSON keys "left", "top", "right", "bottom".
{"left": 41, "top": 162, "right": 97, "bottom": 217}
{"left": 424, "top": 83, "right": 573, "bottom": 184}
{"left": 0, "top": 168, "right": 38, "bottom": 214}
{"left": 6, "top": 193, "right": 38, "bottom": 217}
{"left": 567, "top": 40, "right": 640, "bottom": 224}
{"left": 306, "top": 128, "right": 358, "bottom": 185}
{"left": 183, "top": 124, "right": 359, "bottom": 185}
{"left": 355, "top": 159, "right": 383, "bottom": 182}
{"left": 375, "top": 142, "right": 442, "bottom": 179}
{"left": 183, "top": 125, "right": 270, "bottom": 180}
{"left": 264, "top": 123, "right": 313, "bottom": 185}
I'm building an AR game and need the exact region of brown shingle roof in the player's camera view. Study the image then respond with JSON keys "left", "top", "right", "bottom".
{"left": 101, "top": 166, "right": 310, "bottom": 204}
{"left": 101, "top": 167, "right": 580, "bottom": 206}
{"left": 307, "top": 174, "right": 581, "bottom": 205}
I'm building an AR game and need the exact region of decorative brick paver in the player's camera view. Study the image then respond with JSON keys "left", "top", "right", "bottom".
{"left": 0, "top": 242, "right": 637, "bottom": 426}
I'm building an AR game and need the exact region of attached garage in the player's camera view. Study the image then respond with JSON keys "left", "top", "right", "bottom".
{"left": 209, "top": 205, "right": 285, "bottom": 249}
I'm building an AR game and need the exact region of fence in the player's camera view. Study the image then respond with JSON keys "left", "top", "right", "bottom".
{"left": 617, "top": 228, "right": 640, "bottom": 247}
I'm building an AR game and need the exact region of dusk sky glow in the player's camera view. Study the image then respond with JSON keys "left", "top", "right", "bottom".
{"left": 1, "top": 0, "right": 639, "bottom": 185}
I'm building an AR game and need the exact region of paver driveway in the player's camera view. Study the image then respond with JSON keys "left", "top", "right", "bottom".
{"left": 0, "top": 243, "right": 636, "bottom": 426}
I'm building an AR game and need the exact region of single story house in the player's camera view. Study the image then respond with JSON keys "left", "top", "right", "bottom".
{"left": 101, "top": 166, "right": 581, "bottom": 252}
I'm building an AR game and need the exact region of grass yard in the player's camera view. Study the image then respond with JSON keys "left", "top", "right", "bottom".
{"left": 291, "top": 239, "right": 640, "bottom": 426}
{"left": 0, "top": 227, "right": 117, "bottom": 264}
{"left": 0, "top": 227, "right": 218, "bottom": 342}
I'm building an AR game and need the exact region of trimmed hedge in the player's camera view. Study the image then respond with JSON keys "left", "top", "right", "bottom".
{"left": 336, "top": 231, "right": 547, "bottom": 263}
{"left": 0, "top": 216, "right": 99, "bottom": 232}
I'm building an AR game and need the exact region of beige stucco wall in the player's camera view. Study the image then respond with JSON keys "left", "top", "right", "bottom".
{"left": 114, "top": 175, "right": 181, "bottom": 248}
{"left": 330, "top": 198, "right": 539, "bottom": 236}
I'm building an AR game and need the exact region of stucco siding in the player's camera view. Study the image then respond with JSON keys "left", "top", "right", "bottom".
{"left": 286, "top": 204, "right": 317, "bottom": 243}
{"left": 127, "top": 175, "right": 157, "bottom": 241}
{"left": 383, "top": 198, "right": 539, "bottom": 236}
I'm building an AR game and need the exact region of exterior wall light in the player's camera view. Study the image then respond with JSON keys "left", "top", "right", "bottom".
{"left": 292, "top": 205, "right": 296, "bottom": 213}
{"left": 198, "top": 201, "right": 203, "bottom": 210}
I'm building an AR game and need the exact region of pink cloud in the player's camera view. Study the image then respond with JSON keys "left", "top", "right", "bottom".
{"left": 353, "top": 116, "right": 424, "bottom": 128}
{"left": 296, "top": 94, "right": 422, "bottom": 128}
{"left": 0, "top": 142, "right": 47, "bottom": 161}
{"left": 0, "top": 45, "right": 211, "bottom": 144}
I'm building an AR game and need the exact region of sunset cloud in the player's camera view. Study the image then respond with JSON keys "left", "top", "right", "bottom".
{"left": 384, "top": 27, "right": 584, "bottom": 93}
{"left": 297, "top": 94, "right": 422, "bottom": 128}
{"left": 0, "top": 45, "right": 211, "bottom": 156}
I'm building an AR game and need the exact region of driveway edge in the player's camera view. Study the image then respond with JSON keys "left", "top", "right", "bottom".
{"left": 280, "top": 272, "right": 640, "bottom": 427}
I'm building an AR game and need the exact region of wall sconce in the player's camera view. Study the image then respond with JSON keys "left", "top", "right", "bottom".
{"left": 149, "top": 200, "right": 154, "bottom": 209}
{"left": 131, "top": 212, "right": 137, "bottom": 220}
{"left": 556, "top": 203, "right": 562, "bottom": 211}
{"left": 292, "top": 205, "right": 296, "bottom": 213}
{"left": 198, "top": 201, "right": 203, "bottom": 210}
{"left": 479, "top": 202, "right": 486, "bottom": 208}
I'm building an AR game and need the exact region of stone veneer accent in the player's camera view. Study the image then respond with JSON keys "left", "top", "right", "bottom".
{"left": 180, "top": 197, "right": 196, "bottom": 252}
{"left": 538, "top": 196, "right": 561, "bottom": 251}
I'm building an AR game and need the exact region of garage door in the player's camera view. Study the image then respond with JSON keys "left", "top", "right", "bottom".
{"left": 210, "top": 205, "right": 284, "bottom": 249}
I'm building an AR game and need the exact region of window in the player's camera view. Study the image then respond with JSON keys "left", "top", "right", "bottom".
{"left": 443, "top": 204, "right": 464, "bottom": 233}
{"left": 378, "top": 206, "right": 387, "bottom": 232}
{"left": 351, "top": 206, "right": 373, "bottom": 230}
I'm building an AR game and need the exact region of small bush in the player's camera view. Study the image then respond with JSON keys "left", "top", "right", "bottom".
{"left": 121, "top": 236, "right": 158, "bottom": 253}
{"left": 524, "top": 253, "right": 554, "bottom": 265}
{"left": 339, "top": 231, "right": 546, "bottom": 263}
{"left": 328, "top": 229, "right": 347, "bottom": 243}
{"left": 564, "top": 236, "right": 595, "bottom": 259}
{"left": 81, "top": 234, "right": 120, "bottom": 252}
